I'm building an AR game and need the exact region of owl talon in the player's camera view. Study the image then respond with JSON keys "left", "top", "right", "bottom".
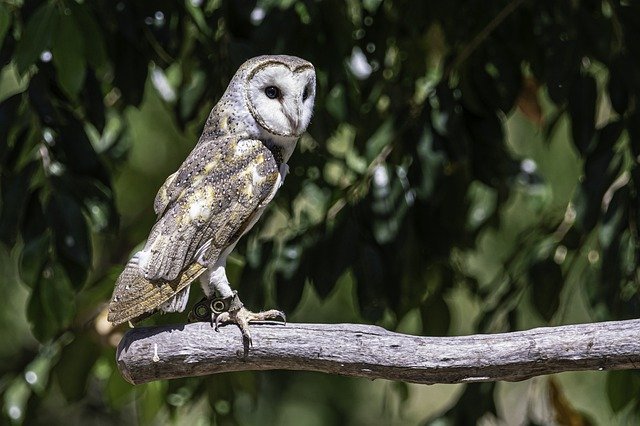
{"left": 214, "top": 311, "right": 230, "bottom": 331}
{"left": 188, "top": 293, "right": 285, "bottom": 350}
{"left": 222, "top": 306, "right": 287, "bottom": 348}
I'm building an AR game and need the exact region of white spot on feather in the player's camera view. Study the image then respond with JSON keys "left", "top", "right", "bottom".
{"left": 251, "top": 168, "right": 265, "bottom": 186}
{"left": 234, "top": 140, "right": 252, "bottom": 156}
{"left": 136, "top": 250, "right": 151, "bottom": 274}
{"left": 188, "top": 198, "right": 211, "bottom": 221}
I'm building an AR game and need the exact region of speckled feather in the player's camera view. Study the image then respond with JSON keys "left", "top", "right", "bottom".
{"left": 107, "top": 55, "right": 315, "bottom": 325}
{"left": 108, "top": 137, "right": 280, "bottom": 324}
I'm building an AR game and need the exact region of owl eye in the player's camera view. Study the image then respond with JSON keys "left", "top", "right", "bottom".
{"left": 264, "top": 86, "right": 280, "bottom": 99}
{"left": 302, "top": 86, "right": 310, "bottom": 101}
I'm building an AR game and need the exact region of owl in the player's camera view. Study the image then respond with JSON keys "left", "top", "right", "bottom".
{"left": 108, "top": 55, "right": 316, "bottom": 344}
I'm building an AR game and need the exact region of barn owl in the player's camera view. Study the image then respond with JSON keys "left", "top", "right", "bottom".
{"left": 108, "top": 55, "right": 316, "bottom": 345}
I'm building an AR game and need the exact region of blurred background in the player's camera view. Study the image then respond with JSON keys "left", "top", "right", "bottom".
{"left": 1, "top": 0, "right": 639, "bottom": 424}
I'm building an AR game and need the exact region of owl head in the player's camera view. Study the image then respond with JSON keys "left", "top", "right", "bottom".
{"left": 214, "top": 55, "right": 316, "bottom": 145}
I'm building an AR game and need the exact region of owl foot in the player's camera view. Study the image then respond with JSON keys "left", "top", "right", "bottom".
{"left": 187, "top": 292, "right": 286, "bottom": 350}
{"left": 216, "top": 304, "right": 286, "bottom": 348}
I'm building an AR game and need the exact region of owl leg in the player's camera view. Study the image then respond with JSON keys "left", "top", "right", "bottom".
{"left": 200, "top": 263, "right": 235, "bottom": 298}
{"left": 194, "top": 260, "right": 285, "bottom": 347}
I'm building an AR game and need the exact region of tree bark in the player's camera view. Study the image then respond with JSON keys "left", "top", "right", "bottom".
{"left": 116, "top": 319, "right": 640, "bottom": 385}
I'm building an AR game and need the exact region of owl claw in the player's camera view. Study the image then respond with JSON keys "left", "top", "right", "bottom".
{"left": 216, "top": 306, "right": 287, "bottom": 348}
{"left": 214, "top": 311, "right": 229, "bottom": 331}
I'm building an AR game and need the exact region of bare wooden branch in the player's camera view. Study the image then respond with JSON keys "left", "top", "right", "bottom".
{"left": 116, "top": 319, "right": 640, "bottom": 385}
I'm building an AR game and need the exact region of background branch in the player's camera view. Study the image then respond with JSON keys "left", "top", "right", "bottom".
{"left": 116, "top": 319, "right": 640, "bottom": 385}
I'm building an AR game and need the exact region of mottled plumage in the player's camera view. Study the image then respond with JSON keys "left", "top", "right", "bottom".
{"left": 108, "top": 55, "right": 316, "bottom": 329}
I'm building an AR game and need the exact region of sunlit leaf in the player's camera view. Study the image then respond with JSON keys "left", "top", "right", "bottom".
{"left": 365, "top": 119, "right": 393, "bottom": 162}
{"left": 600, "top": 185, "right": 629, "bottom": 249}
{"left": 106, "top": 358, "right": 134, "bottom": 409}
{"left": 138, "top": 381, "right": 167, "bottom": 425}
{"left": 516, "top": 76, "right": 543, "bottom": 125}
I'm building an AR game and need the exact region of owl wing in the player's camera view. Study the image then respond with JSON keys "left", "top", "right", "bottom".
{"left": 107, "top": 136, "right": 280, "bottom": 325}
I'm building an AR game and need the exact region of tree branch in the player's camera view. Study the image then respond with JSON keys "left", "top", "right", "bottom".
{"left": 116, "top": 319, "right": 640, "bottom": 385}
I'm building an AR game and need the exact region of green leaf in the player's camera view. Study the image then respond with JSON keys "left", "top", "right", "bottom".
{"left": 420, "top": 292, "right": 451, "bottom": 336}
{"left": 46, "top": 190, "right": 92, "bottom": 288}
{"left": 0, "top": 162, "right": 35, "bottom": 246}
{"left": 607, "top": 370, "right": 640, "bottom": 412}
{"left": 414, "top": 125, "right": 446, "bottom": 200}
{"left": 56, "top": 109, "right": 111, "bottom": 185}
{"left": 599, "top": 185, "right": 629, "bottom": 249}
{"left": 19, "top": 191, "right": 49, "bottom": 287}
{"left": 325, "top": 84, "right": 347, "bottom": 121}
{"left": 19, "top": 233, "right": 50, "bottom": 288}
{"left": 51, "top": 12, "right": 86, "bottom": 98}
{"left": 14, "top": 1, "right": 58, "bottom": 75}
{"left": 106, "top": 356, "right": 135, "bottom": 409}
{"left": 0, "top": 4, "right": 11, "bottom": 50}
{"left": 52, "top": 334, "right": 100, "bottom": 402}
{"left": 0, "top": 93, "right": 24, "bottom": 164}
{"left": 67, "top": 1, "right": 107, "bottom": 71}
{"left": 529, "top": 257, "right": 563, "bottom": 322}
{"left": 27, "top": 264, "right": 75, "bottom": 342}
{"left": 137, "top": 381, "right": 167, "bottom": 424}
{"left": 365, "top": 118, "right": 393, "bottom": 162}
{"left": 178, "top": 69, "right": 206, "bottom": 124}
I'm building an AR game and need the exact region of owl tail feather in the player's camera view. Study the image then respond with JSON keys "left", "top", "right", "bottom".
{"left": 107, "top": 254, "right": 207, "bottom": 326}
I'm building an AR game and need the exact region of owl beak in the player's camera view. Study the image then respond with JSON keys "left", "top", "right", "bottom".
{"left": 282, "top": 99, "right": 301, "bottom": 135}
